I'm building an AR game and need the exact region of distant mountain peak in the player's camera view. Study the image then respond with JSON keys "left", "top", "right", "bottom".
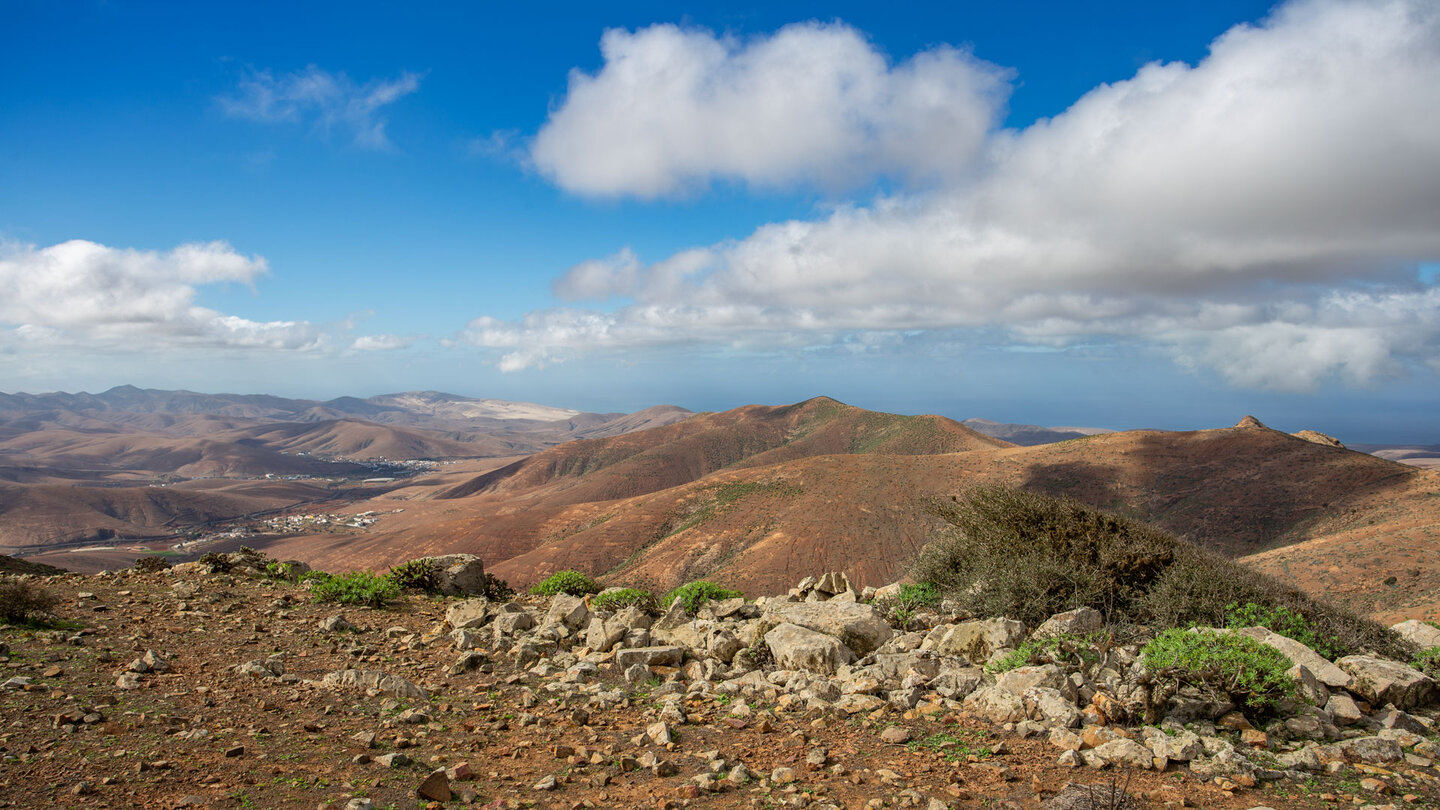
{"left": 1234, "top": 415, "right": 1269, "bottom": 430}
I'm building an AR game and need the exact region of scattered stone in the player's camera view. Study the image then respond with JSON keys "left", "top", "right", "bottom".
{"left": 417, "top": 770, "right": 452, "bottom": 801}
{"left": 880, "top": 726, "right": 912, "bottom": 744}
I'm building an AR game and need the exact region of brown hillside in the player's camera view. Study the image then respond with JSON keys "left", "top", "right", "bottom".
{"left": 0, "top": 480, "right": 333, "bottom": 551}
{"left": 222, "top": 418, "right": 521, "bottom": 460}
{"left": 436, "top": 397, "right": 1007, "bottom": 503}
{"left": 0, "top": 428, "right": 369, "bottom": 478}
{"left": 253, "top": 417, "right": 1439, "bottom": 619}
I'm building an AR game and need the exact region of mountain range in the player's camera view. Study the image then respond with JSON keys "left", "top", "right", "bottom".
{"left": 2, "top": 387, "right": 1436, "bottom": 623}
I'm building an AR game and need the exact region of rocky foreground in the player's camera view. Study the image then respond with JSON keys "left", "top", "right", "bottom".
{"left": 1, "top": 557, "right": 1438, "bottom": 810}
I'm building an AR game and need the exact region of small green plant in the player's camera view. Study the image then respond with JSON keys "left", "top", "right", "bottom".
{"left": 1414, "top": 646, "right": 1440, "bottom": 678}
{"left": 264, "top": 561, "right": 305, "bottom": 582}
{"left": 878, "top": 581, "right": 942, "bottom": 628}
{"left": 310, "top": 570, "right": 401, "bottom": 608}
{"left": 591, "top": 588, "right": 659, "bottom": 613}
{"left": 986, "top": 633, "right": 1098, "bottom": 673}
{"left": 132, "top": 555, "right": 172, "bottom": 573}
{"left": 663, "top": 580, "right": 743, "bottom": 614}
{"left": 530, "top": 570, "right": 602, "bottom": 597}
{"left": 1225, "top": 601, "right": 1340, "bottom": 660}
{"left": 905, "top": 729, "right": 993, "bottom": 761}
{"left": 1142, "top": 629, "right": 1297, "bottom": 713}
{"left": 387, "top": 558, "right": 441, "bottom": 592}
{"left": 299, "top": 570, "right": 332, "bottom": 584}
{"left": 0, "top": 577, "right": 59, "bottom": 624}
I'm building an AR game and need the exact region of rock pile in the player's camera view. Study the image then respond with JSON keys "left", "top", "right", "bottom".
{"left": 441, "top": 571, "right": 1438, "bottom": 797}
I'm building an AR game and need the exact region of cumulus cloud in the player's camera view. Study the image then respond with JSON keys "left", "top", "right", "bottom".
{"left": 220, "top": 65, "right": 421, "bottom": 148}
{"left": 349, "top": 334, "right": 410, "bottom": 351}
{"left": 530, "top": 21, "right": 1011, "bottom": 197}
{"left": 477, "top": 0, "right": 1440, "bottom": 391}
{"left": 0, "top": 239, "right": 321, "bottom": 350}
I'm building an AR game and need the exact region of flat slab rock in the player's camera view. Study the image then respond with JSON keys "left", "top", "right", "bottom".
{"left": 321, "top": 669, "right": 428, "bottom": 701}
{"left": 762, "top": 601, "right": 892, "bottom": 656}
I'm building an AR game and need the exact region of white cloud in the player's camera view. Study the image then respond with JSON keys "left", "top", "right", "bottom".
{"left": 0, "top": 239, "right": 320, "bottom": 350}
{"left": 350, "top": 334, "right": 410, "bottom": 351}
{"left": 530, "top": 21, "right": 1010, "bottom": 197}
{"left": 220, "top": 65, "right": 421, "bottom": 149}
{"left": 479, "top": 0, "right": 1440, "bottom": 391}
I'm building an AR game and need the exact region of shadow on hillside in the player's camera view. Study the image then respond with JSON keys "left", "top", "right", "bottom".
{"left": 1016, "top": 431, "right": 1420, "bottom": 559}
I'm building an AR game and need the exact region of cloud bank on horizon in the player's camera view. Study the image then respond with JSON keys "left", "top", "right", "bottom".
{"left": 470, "top": 0, "right": 1440, "bottom": 392}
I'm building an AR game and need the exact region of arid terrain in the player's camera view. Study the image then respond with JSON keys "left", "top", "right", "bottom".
{"left": 1, "top": 555, "right": 1436, "bottom": 810}
{"left": 3, "top": 389, "right": 1438, "bottom": 623}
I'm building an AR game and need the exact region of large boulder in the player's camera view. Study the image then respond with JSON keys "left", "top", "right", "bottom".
{"left": 445, "top": 599, "right": 491, "bottom": 630}
{"left": 1230, "top": 627, "right": 1350, "bottom": 689}
{"left": 1391, "top": 619, "right": 1440, "bottom": 649}
{"left": 544, "top": 594, "right": 590, "bottom": 631}
{"left": 997, "top": 664, "right": 1074, "bottom": 700}
{"left": 762, "top": 601, "right": 892, "bottom": 656}
{"left": 962, "top": 686, "right": 1027, "bottom": 724}
{"left": 1034, "top": 607, "right": 1103, "bottom": 640}
{"left": 765, "top": 623, "right": 855, "bottom": 675}
{"left": 922, "top": 618, "right": 1025, "bottom": 661}
{"left": 1337, "top": 655, "right": 1437, "bottom": 711}
{"left": 405, "top": 554, "right": 488, "bottom": 596}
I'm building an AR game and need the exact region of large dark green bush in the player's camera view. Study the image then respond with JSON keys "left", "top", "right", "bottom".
{"left": 530, "top": 570, "right": 602, "bottom": 598}
{"left": 663, "top": 581, "right": 743, "bottom": 615}
{"left": 1142, "top": 629, "right": 1297, "bottom": 713}
{"left": 914, "top": 485, "right": 1412, "bottom": 660}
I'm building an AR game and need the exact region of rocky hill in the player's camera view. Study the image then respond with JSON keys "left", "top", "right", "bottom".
{"left": 247, "top": 408, "right": 1439, "bottom": 622}
{"left": 1, "top": 551, "right": 1436, "bottom": 809}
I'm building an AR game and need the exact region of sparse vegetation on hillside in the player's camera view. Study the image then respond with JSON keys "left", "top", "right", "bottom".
{"left": 915, "top": 485, "right": 1413, "bottom": 660}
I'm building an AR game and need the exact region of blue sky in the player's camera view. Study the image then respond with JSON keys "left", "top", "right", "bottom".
{"left": 2, "top": 0, "right": 1439, "bottom": 442}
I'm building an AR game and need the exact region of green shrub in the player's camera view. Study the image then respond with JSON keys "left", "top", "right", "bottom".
{"left": 663, "top": 581, "right": 743, "bottom": 615}
{"left": 591, "top": 588, "right": 659, "bottom": 613}
{"left": 1226, "top": 601, "right": 1340, "bottom": 660}
{"left": 387, "top": 558, "right": 441, "bottom": 592}
{"left": 0, "top": 577, "right": 59, "bottom": 624}
{"left": 299, "top": 570, "right": 332, "bottom": 585}
{"left": 530, "top": 570, "right": 602, "bottom": 598}
{"left": 310, "top": 570, "right": 400, "bottom": 608}
{"left": 1142, "top": 628, "right": 1297, "bottom": 713}
{"left": 132, "top": 555, "right": 172, "bottom": 573}
{"left": 896, "top": 582, "right": 942, "bottom": 609}
{"left": 914, "top": 485, "right": 1413, "bottom": 660}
